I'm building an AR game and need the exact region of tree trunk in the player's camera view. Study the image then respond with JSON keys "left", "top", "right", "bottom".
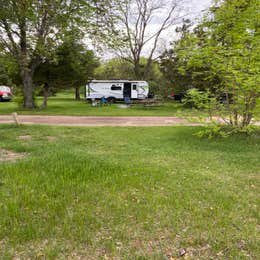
{"left": 242, "top": 95, "right": 256, "bottom": 127}
{"left": 21, "top": 69, "right": 36, "bottom": 109}
{"left": 41, "top": 83, "right": 49, "bottom": 108}
{"left": 144, "top": 57, "right": 153, "bottom": 80}
{"left": 75, "top": 86, "right": 81, "bottom": 101}
{"left": 19, "top": 17, "right": 36, "bottom": 109}
{"left": 134, "top": 59, "right": 142, "bottom": 80}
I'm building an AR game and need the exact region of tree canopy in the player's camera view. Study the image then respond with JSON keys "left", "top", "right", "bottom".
{"left": 34, "top": 36, "right": 99, "bottom": 105}
{"left": 160, "top": 0, "right": 260, "bottom": 127}
{"left": 0, "top": 0, "right": 113, "bottom": 108}
{"left": 106, "top": 0, "right": 185, "bottom": 79}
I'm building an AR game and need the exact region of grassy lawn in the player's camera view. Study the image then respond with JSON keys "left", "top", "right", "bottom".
{"left": 0, "top": 124, "right": 259, "bottom": 258}
{"left": 0, "top": 91, "right": 203, "bottom": 117}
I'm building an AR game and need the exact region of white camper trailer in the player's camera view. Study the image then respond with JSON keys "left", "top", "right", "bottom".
{"left": 86, "top": 80, "right": 149, "bottom": 102}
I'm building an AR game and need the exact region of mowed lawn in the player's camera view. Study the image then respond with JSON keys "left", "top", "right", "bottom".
{"left": 0, "top": 91, "right": 201, "bottom": 117}
{"left": 0, "top": 125, "right": 259, "bottom": 258}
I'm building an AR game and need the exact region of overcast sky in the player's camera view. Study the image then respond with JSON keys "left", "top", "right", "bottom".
{"left": 191, "top": 0, "right": 212, "bottom": 13}
{"left": 146, "top": 0, "right": 213, "bottom": 56}
{"left": 101, "top": 0, "right": 214, "bottom": 59}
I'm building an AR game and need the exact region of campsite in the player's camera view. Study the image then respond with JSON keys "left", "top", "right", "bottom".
{"left": 0, "top": 0, "right": 259, "bottom": 259}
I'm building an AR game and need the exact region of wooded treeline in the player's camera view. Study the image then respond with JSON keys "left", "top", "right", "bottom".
{"left": 0, "top": 0, "right": 259, "bottom": 126}
{"left": 160, "top": 0, "right": 259, "bottom": 127}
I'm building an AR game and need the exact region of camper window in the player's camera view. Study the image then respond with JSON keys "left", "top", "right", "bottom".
{"left": 132, "top": 84, "right": 137, "bottom": 90}
{"left": 111, "top": 85, "right": 121, "bottom": 91}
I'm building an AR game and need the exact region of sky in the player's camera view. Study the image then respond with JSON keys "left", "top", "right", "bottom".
{"left": 101, "top": 0, "right": 214, "bottom": 59}
{"left": 143, "top": 0, "right": 213, "bottom": 56}
{"left": 191, "top": 0, "right": 212, "bottom": 13}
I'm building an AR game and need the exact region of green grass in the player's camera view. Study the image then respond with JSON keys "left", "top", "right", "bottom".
{"left": 0, "top": 125, "right": 259, "bottom": 258}
{"left": 0, "top": 91, "right": 203, "bottom": 117}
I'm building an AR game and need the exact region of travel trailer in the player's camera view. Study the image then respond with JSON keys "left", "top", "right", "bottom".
{"left": 86, "top": 80, "right": 149, "bottom": 102}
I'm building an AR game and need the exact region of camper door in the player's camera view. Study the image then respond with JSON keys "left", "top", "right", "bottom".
{"left": 131, "top": 83, "right": 138, "bottom": 99}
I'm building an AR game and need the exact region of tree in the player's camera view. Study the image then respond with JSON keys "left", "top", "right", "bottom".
{"left": 0, "top": 54, "right": 21, "bottom": 92}
{"left": 34, "top": 38, "right": 99, "bottom": 106}
{"left": 95, "top": 58, "right": 135, "bottom": 80}
{"left": 159, "top": 19, "right": 194, "bottom": 94}
{"left": 0, "top": 0, "right": 104, "bottom": 108}
{"left": 54, "top": 39, "right": 99, "bottom": 101}
{"left": 0, "top": 60, "right": 11, "bottom": 86}
{"left": 112, "top": 0, "right": 185, "bottom": 79}
{"left": 33, "top": 60, "right": 56, "bottom": 108}
{"left": 200, "top": 0, "right": 260, "bottom": 127}
{"left": 160, "top": 0, "right": 260, "bottom": 128}
{"left": 95, "top": 57, "right": 164, "bottom": 96}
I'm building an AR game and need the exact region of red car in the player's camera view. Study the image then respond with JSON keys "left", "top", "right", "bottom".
{"left": 0, "top": 86, "right": 12, "bottom": 101}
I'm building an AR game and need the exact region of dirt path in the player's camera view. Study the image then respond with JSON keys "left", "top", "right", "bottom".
{"left": 1, "top": 115, "right": 259, "bottom": 127}
{"left": 0, "top": 115, "right": 202, "bottom": 126}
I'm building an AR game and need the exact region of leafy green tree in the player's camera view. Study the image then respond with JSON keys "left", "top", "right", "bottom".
{"left": 33, "top": 60, "right": 56, "bottom": 108}
{"left": 55, "top": 40, "right": 99, "bottom": 101}
{"left": 0, "top": 54, "right": 20, "bottom": 87}
{"left": 161, "top": 0, "right": 260, "bottom": 127}
{"left": 200, "top": 0, "right": 260, "bottom": 127}
{"left": 160, "top": 20, "right": 194, "bottom": 94}
{"left": 34, "top": 38, "right": 99, "bottom": 107}
{"left": 0, "top": 0, "right": 114, "bottom": 108}
{"left": 0, "top": 61, "right": 10, "bottom": 86}
{"left": 95, "top": 58, "right": 135, "bottom": 80}
{"left": 95, "top": 57, "right": 164, "bottom": 96}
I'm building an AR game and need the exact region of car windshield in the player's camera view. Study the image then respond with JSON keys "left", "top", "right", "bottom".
{"left": 0, "top": 86, "right": 11, "bottom": 92}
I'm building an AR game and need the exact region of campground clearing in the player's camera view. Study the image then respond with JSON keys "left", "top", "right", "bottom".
{"left": 0, "top": 125, "right": 259, "bottom": 258}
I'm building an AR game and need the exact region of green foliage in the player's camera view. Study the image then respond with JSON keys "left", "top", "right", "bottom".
{"left": 160, "top": 0, "right": 260, "bottom": 128}
{"left": 0, "top": 0, "right": 115, "bottom": 108}
{"left": 183, "top": 88, "right": 218, "bottom": 121}
{"left": 0, "top": 91, "right": 204, "bottom": 116}
{"left": 34, "top": 38, "right": 99, "bottom": 92}
{"left": 195, "top": 125, "right": 230, "bottom": 139}
{"left": 0, "top": 55, "right": 20, "bottom": 86}
{"left": 204, "top": 0, "right": 260, "bottom": 127}
{"left": 95, "top": 58, "right": 134, "bottom": 80}
{"left": 195, "top": 124, "right": 260, "bottom": 139}
{"left": 0, "top": 62, "right": 10, "bottom": 86}
{"left": 184, "top": 89, "right": 211, "bottom": 108}
{"left": 95, "top": 57, "right": 164, "bottom": 96}
{"left": 160, "top": 20, "right": 194, "bottom": 94}
{"left": 56, "top": 41, "right": 98, "bottom": 88}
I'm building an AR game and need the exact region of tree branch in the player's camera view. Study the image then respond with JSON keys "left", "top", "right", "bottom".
{"left": 0, "top": 19, "right": 19, "bottom": 56}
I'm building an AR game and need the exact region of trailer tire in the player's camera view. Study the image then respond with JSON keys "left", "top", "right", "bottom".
{"left": 107, "top": 97, "right": 116, "bottom": 103}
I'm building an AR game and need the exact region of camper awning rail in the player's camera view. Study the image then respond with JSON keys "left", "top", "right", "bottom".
{"left": 90, "top": 80, "right": 146, "bottom": 83}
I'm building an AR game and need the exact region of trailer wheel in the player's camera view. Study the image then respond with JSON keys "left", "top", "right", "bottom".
{"left": 107, "top": 97, "right": 116, "bottom": 104}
